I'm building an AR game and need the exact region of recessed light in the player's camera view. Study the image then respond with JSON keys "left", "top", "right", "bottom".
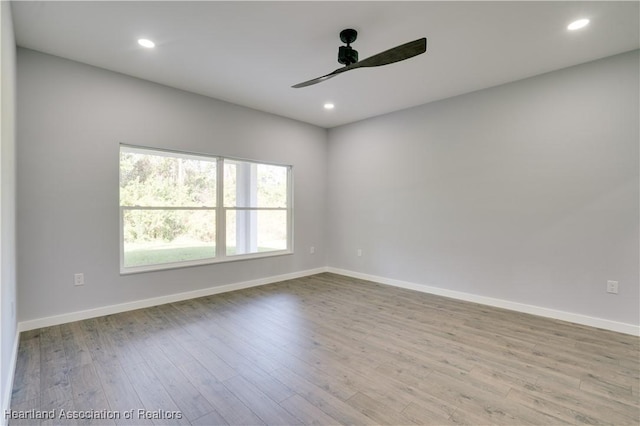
{"left": 324, "top": 103, "right": 335, "bottom": 110}
{"left": 138, "top": 38, "right": 155, "bottom": 48}
{"left": 567, "top": 19, "right": 589, "bottom": 31}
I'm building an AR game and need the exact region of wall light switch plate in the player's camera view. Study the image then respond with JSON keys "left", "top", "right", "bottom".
{"left": 606, "top": 280, "right": 618, "bottom": 294}
{"left": 74, "top": 273, "right": 85, "bottom": 286}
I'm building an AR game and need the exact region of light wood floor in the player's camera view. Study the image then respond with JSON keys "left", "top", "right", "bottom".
{"left": 10, "top": 273, "right": 640, "bottom": 425}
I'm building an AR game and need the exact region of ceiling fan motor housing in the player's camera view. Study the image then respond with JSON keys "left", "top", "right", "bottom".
{"left": 338, "top": 45, "right": 358, "bottom": 65}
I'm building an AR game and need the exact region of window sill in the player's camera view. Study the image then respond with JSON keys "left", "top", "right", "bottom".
{"left": 120, "top": 249, "right": 293, "bottom": 275}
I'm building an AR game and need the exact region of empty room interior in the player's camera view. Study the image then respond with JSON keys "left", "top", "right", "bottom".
{"left": 1, "top": 1, "right": 639, "bottom": 425}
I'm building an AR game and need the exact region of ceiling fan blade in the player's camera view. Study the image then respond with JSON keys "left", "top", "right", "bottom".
{"left": 354, "top": 38, "right": 427, "bottom": 69}
{"left": 291, "top": 37, "right": 426, "bottom": 88}
{"left": 291, "top": 65, "right": 351, "bottom": 88}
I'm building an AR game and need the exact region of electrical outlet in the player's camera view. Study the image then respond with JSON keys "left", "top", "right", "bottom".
{"left": 310, "top": 246, "right": 315, "bottom": 254}
{"left": 606, "top": 280, "right": 618, "bottom": 294}
{"left": 74, "top": 273, "right": 85, "bottom": 286}
{"left": 357, "top": 249, "right": 362, "bottom": 257}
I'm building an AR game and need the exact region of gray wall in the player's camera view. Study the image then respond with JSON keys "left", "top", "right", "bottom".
{"left": 1, "top": 0, "right": 18, "bottom": 417}
{"left": 327, "top": 50, "right": 639, "bottom": 325}
{"left": 17, "top": 48, "right": 327, "bottom": 322}
{"left": 15, "top": 46, "right": 640, "bottom": 328}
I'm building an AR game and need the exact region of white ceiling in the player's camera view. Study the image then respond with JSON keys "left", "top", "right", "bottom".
{"left": 11, "top": 1, "right": 640, "bottom": 128}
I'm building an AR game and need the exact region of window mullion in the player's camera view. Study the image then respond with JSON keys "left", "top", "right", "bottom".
{"left": 288, "top": 166, "right": 293, "bottom": 252}
{"left": 216, "top": 157, "right": 226, "bottom": 259}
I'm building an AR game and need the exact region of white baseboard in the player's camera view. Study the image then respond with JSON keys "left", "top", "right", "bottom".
{"left": 18, "top": 267, "right": 327, "bottom": 332}
{"left": 327, "top": 267, "right": 640, "bottom": 336}
{"left": 1, "top": 332, "right": 19, "bottom": 426}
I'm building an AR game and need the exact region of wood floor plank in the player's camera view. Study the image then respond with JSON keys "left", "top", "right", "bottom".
{"left": 222, "top": 375, "right": 302, "bottom": 425}
{"left": 76, "top": 319, "right": 119, "bottom": 366}
{"left": 176, "top": 360, "right": 266, "bottom": 426}
{"left": 506, "top": 387, "right": 604, "bottom": 425}
{"left": 401, "top": 401, "right": 456, "bottom": 425}
{"left": 97, "top": 315, "right": 146, "bottom": 368}
{"left": 238, "top": 364, "right": 296, "bottom": 404}
{"left": 67, "top": 363, "right": 115, "bottom": 425}
{"left": 190, "top": 410, "right": 229, "bottom": 426}
{"left": 527, "top": 379, "right": 639, "bottom": 424}
{"left": 60, "top": 322, "right": 93, "bottom": 369}
{"left": 40, "top": 383, "right": 74, "bottom": 416}
{"left": 272, "top": 367, "right": 375, "bottom": 425}
{"left": 11, "top": 334, "right": 40, "bottom": 405}
{"left": 142, "top": 344, "right": 215, "bottom": 422}
{"left": 345, "top": 391, "right": 418, "bottom": 425}
{"left": 92, "top": 360, "right": 152, "bottom": 426}
{"left": 10, "top": 272, "right": 639, "bottom": 426}
{"left": 119, "top": 362, "right": 189, "bottom": 426}
{"left": 279, "top": 394, "right": 341, "bottom": 426}
{"left": 170, "top": 332, "right": 237, "bottom": 382}
{"left": 8, "top": 398, "right": 43, "bottom": 426}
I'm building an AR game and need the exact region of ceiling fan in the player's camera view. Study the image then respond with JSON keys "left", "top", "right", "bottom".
{"left": 292, "top": 29, "right": 427, "bottom": 88}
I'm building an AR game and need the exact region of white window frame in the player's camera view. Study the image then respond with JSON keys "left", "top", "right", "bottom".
{"left": 119, "top": 144, "right": 293, "bottom": 274}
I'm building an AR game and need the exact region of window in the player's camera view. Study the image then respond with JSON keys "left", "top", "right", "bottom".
{"left": 119, "top": 145, "right": 292, "bottom": 273}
